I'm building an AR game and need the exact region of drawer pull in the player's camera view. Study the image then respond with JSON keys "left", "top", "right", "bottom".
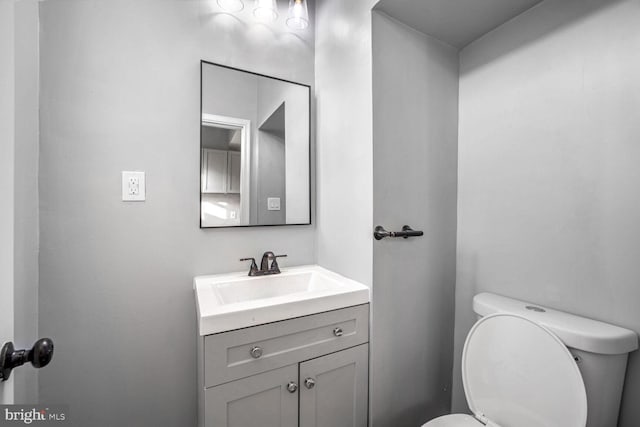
{"left": 250, "top": 346, "right": 263, "bottom": 359}
{"left": 287, "top": 382, "right": 298, "bottom": 393}
{"left": 304, "top": 378, "right": 316, "bottom": 389}
{"left": 333, "top": 327, "right": 344, "bottom": 337}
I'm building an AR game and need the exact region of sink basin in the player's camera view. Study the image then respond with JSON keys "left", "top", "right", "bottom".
{"left": 194, "top": 265, "right": 370, "bottom": 335}
{"left": 213, "top": 272, "right": 340, "bottom": 305}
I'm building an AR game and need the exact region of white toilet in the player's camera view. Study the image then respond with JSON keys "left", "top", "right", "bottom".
{"left": 424, "top": 293, "right": 639, "bottom": 427}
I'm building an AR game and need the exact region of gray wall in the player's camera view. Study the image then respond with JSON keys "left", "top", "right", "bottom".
{"left": 315, "top": 0, "right": 376, "bottom": 288}
{"left": 202, "top": 65, "right": 259, "bottom": 122}
{"left": 454, "top": 1, "right": 640, "bottom": 426}
{"left": 257, "top": 78, "right": 309, "bottom": 224}
{"left": 373, "top": 0, "right": 543, "bottom": 49}
{"left": 256, "top": 131, "right": 287, "bottom": 225}
{"left": 38, "top": 1, "right": 314, "bottom": 426}
{"left": 201, "top": 127, "right": 238, "bottom": 151}
{"left": 256, "top": 79, "right": 287, "bottom": 225}
{"left": 13, "top": 0, "right": 39, "bottom": 404}
{"left": 202, "top": 64, "right": 258, "bottom": 225}
{"left": 372, "top": 12, "right": 458, "bottom": 426}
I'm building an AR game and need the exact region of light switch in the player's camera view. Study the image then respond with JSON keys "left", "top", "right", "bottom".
{"left": 267, "top": 197, "right": 281, "bottom": 211}
{"left": 122, "top": 171, "right": 146, "bottom": 201}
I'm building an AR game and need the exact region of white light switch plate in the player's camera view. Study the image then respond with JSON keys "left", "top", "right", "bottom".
{"left": 122, "top": 171, "right": 146, "bottom": 201}
{"left": 267, "top": 197, "right": 281, "bottom": 211}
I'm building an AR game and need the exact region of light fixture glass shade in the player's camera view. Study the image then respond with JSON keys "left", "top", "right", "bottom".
{"left": 217, "top": 0, "right": 244, "bottom": 13}
{"left": 254, "top": 0, "right": 278, "bottom": 22}
{"left": 287, "top": 0, "right": 309, "bottom": 30}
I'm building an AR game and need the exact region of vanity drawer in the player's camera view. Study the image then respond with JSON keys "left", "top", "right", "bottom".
{"left": 204, "top": 304, "right": 369, "bottom": 388}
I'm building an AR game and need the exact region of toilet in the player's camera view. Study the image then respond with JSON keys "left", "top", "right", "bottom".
{"left": 424, "top": 293, "right": 639, "bottom": 427}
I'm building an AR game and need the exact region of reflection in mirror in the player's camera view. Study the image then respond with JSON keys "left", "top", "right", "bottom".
{"left": 200, "top": 61, "right": 311, "bottom": 228}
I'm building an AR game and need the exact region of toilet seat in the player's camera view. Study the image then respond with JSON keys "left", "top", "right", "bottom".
{"left": 423, "top": 313, "right": 587, "bottom": 427}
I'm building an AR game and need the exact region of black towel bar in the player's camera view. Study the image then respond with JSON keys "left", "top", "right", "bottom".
{"left": 374, "top": 225, "right": 424, "bottom": 240}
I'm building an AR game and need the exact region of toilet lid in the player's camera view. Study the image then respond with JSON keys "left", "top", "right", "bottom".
{"left": 462, "top": 313, "right": 587, "bottom": 427}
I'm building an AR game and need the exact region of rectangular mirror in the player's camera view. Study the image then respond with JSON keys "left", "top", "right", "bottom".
{"left": 200, "top": 61, "right": 311, "bottom": 228}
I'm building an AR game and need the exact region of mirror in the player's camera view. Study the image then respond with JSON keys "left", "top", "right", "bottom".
{"left": 200, "top": 61, "right": 311, "bottom": 228}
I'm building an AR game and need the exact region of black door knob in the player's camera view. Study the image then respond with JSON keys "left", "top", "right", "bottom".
{"left": 29, "top": 338, "right": 54, "bottom": 368}
{"left": 0, "top": 338, "right": 54, "bottom": 381}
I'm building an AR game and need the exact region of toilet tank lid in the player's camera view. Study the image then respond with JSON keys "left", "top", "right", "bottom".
{"left": 473, "top": 293, "right": 638, "bottom": 355}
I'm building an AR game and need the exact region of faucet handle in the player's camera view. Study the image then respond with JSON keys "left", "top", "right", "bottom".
{"left": 270, "top": 254, "right": 288, "bottom": 272}
{"left": 240, "top": 257, "right": 258, "bottom": 276}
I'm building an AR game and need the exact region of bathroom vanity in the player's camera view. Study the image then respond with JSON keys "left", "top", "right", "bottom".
{"left": 194, "top": 266, "right": 370, "bottom": 427}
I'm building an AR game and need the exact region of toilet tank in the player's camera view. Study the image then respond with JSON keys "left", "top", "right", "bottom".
{"left": 473, "top": 293, "right": 638, "bottom": 427}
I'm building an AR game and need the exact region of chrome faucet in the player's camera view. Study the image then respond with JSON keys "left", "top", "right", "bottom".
{"left": 240, "top": 252, "right": 287, "bottom": 276}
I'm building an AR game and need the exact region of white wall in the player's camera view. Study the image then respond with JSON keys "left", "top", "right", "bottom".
{"left": 316, "top": 0, "right": 376, "bottom": 287}
{"left": 0, "top": 0, "right": 16, "bottom": 404}
{"left": 372, "top": 12, "right": 459, "bottom": 426}
{"left": 454, "top": 1, "right": 640, "bottom": 425}
{"left": 38, "top": 1, "right": 314, "bottom": 425}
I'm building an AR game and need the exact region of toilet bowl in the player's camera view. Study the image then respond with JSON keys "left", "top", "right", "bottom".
{"left": 423, "top": 293, "right": 639, "bottom": 427}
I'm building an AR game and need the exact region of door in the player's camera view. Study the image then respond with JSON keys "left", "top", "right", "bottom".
{"left": 0, "top": 0, "right": 15, "bottom": 403}
{"left": 299, "top": 344, "right": 369, "bottom": 427}
{"left": 205, "top": 364, "right": 298, "bottom": 427}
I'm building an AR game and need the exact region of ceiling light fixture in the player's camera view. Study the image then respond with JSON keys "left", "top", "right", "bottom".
{"left": 254, "top": 0, "right": 278, "bottom": 22}
{"left": 286, "top": 0, "right": 309, "bottom": 30}
{"left": 217, "top": 0, "right": 244, "bottom": 13}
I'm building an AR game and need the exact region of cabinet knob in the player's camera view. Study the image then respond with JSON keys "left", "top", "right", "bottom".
{"left": 250, "top": 346, "right": 263, "bottom": 359}
{"left": 304, "top": 377, "right": 316, "bottom": 389}
{"left": 287, "top": 382, "right": 298, "bottom": 393}
{"left": 333, "top": 327, "right": 344, "bottom": 337}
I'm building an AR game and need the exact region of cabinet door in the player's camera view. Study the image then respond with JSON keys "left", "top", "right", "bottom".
{"left": 205, "top": 364, "right": 298, "bottom": 427}
{"left": 202, "top": 149, "right": 227, "bottom": 193}
{"left": 300, "top": 344, "right": 369, "bottom": 427}
{"left": 227, "top": 151, "right": 241, "bottom": 194}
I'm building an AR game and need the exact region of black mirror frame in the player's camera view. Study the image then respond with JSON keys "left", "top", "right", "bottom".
{"left": 199, "top": 60, "right": 312, "bottom": 229}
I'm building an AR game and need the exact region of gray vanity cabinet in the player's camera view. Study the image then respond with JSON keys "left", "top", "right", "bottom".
{"left": 198, "top": 304, "right": 370, "bottom": 427}
{"left": 300, "top": 344, "right": 369, "bottom": 427}
{"left": 204, "top": 364, "right": 299, "bottom": 427}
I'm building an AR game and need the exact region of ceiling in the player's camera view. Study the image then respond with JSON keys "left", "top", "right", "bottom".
{"left": 374, "top": 0, "right": 544, "bottom": 49}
